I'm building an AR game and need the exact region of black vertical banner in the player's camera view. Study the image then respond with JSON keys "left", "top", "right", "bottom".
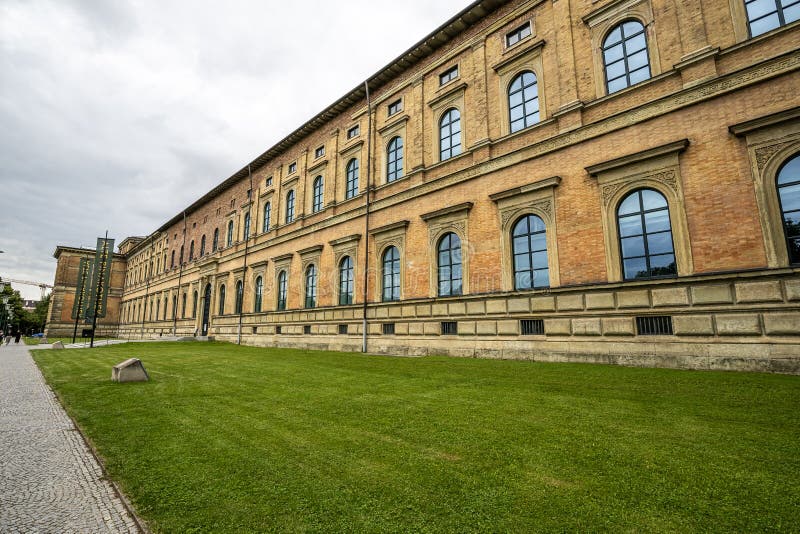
{"left": 85, "top": 237, "right": 115, "bottom": 321}
{"left": 71, "top": 258, "right": 92, "bottom": 320}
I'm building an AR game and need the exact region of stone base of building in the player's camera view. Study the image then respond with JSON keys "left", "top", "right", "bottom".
{"left": 45, "top": 323, "right": 120, "bottom": 339}
{"left": 116, "top": 268, "right": 800, "bottom": 374}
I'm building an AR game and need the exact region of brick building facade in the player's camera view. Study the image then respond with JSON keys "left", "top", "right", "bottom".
{"left": 51, "top": 0, "right": 800, "bottom": 371}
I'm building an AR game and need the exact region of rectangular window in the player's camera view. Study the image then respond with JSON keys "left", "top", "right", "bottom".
{"left": 388, "top": 99, "right": 402, "bottom": 116}
{"left": 288, "top": 162, "right": 297, "bottom": 174}
{"left": 506, "top": 22, "right": 532, "bottom": 47}
{"left": 636, "top": 316, "right": 674, "bottom": 335}
{"left": 315, "top": 146, "right": 325, "bottom": 158}
{"left": 441, "top": 321, "right": 458, "bottom": 335}
{"left": 246, "top": 189, "right": 251, "bottom": 199}
{"left": 338, "top": 324, "right": 348, "bottom": 335}
{"left": 276, "top": 326, "right": 282, "bottom": 335}
{"left": 382, "top": 323, "right": 395, "bottom": 335}
{"left": 266, "top": 177, "right": 273, "bottom": 187}
{"left": 521, "top": 319, "right": 545, "bottom": 335}
{"left": 347, "top": 125, "right": 360, "bottom": 139}
{"left": 303, "top": 325, "right": 312, "bottom": 335}
{"left": 252, "top": 326, "right": 257, "bottom": 334}
{"left": 439, "top": 65, "right": 459, "bottom": 86}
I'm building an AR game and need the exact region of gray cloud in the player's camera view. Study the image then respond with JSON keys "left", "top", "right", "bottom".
{"left": 0, "top": 0, "right": 469, "bottom": 298}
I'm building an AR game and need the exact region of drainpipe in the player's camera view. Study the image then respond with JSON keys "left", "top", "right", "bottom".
{"left": 362, "top": 80, "right": 373, "bottom": 353}
{"left": 238, "top": 165, "right": 254, "bottom": 345}
{"left": 173, "top": 212, "right": 187, "bottom": 336}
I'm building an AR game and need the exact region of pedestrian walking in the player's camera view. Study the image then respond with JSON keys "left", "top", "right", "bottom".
{"left": 14, "top": 331, "right": 21, "bottom": 344}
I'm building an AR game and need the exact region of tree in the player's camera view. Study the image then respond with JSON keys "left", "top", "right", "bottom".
{"left": 0, "top": 278, "right": 25, "bottom": 333}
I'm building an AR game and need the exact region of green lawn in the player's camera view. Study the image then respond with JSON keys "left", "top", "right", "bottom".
{"left": 33, "top": 342, "right": 800, "bottom": 533}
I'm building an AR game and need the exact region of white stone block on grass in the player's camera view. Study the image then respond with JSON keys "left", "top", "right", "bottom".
{"left": 111, "top": 358, "right": 149, "bottom": 383}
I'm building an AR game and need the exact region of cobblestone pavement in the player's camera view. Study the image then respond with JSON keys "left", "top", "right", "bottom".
{"left": 0, "top": 341, "right": 140, "bottom": 533}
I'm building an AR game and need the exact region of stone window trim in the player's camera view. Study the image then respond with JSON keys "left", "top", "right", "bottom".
{"left": 729, "top": 0, "right": 800, "bottom": 42}
{"left": 491, "top": 176, "right": 561, "bottom": 291}
{"left": 298, "top": 244, "right": 323, "bottom": 281}
{"left": 421, "top": 202, "right": 473, "bottom": 297}
{"left": 339, "top": 141, "right": 364, "bottom": 202}
{"left": 370, "top": 221, "right": 409, "bottom": 302}
{"left": 329, "top": 234, "right": 361, "bottom": 306}
{"left": 503, "top": 19, "right": 535, "bottom": 51}
{"left": 272, "top": 253, "right": 293, "bottom": 311}
{"left": 378, "top": 115, "right": 409, "bottom": 184}
{"left": 582, "top": 0, "right": 661, "bottom": 99}
{"left": 249, "top": 260, "right": 268, "bottom": 287}
{"left": 492, "top": 39, "right": 547, "bottom": 136}
{"left": 730, "top": 107, "right": 800, "bottom": 267}
{"left": 586, "top": 138, "right": 693, "bottom": 282}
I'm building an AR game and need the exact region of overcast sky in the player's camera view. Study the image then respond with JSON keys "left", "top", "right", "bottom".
{"left": 0, "top": 0, "right": 471, "bottom": 300}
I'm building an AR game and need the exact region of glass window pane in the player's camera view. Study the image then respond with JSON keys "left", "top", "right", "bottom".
{"left": 621, "top": 236, "right": 645, "bottom": 258}
{"left": 625, "top": 34, "right": 647, "bottom": 54}
{"left": 608, "top": 77, "right": 628, "bottom": 93}
{"left": 510, "top": 106, "right": 524, "bottom": 121}
{"left": 532, "top": 251, "right": 548, "bottom": 270}
{"left": 511, "top": 119, "right": 525, "bottom": 133}
{"left": 623, "top": 20, "right": 644, "bottom": 35}
{"left": 746, "top": 0, "right": 777, "bottom": 19}
{"left": 750, "top": 13, "right": 781, "bottom": 35}
{"left": 619, "top": 193, "right": 641, "bottom": 215}
{"left": 649, "top": 254, "right": 677, "bottom": 275}
{"left": 604, "top": 43, "right": 624, "bottom": 63}
{"left": 534, "top": 268, "right": 549, "bottom": 288}
{"left": 509, "top": 91, "right": 523, "bottom": 107}
{"left": 641, "top": 189, "right": 668, "bottom": 210}
{"left": 628, "top": 66, "right": 651, "bottom": 85}
{"left": 529, "top": 215, "right": 545, "bottom": 232}
{"left": 516, "top": 272, "right": 532, "bottom": 290}
{"left": 440, "top": 281, "right": 451, "bottom": 296}
{"left": 784, "top": 3, "right": 800, "bottom": 23}
{"left": 627, "top": 49, "right": 649, "bottom": 71}
{"left": 779, "top": 183, "right": 800, "bottom": 212}
{"left": 514, "top": 253, "right": 531, "bottom": 271}
{"left": 513, "top": 236, "right": 528, "bottom": 252}
{"left": 605, "top": 26, "right": 622, "bottom": 46}
{"left": 647, "top": 231, "right": 674, "bottom": 255}
{"left": 623, "top": 257, "right": 648, "bottom": 279}
{"left": 619, "top": 214, "right": 643, "bottom": 237}
{"left": 778, "top": 155, "right": 800, "bottom": 184}
{"left": 606, "top": 59, "right": 626, "bottom": 80}
{"left": 644, "top": 210, "right": 670, "bottom": 233}
{"left": 531, "top": 233, "right": 547, "bottom": 252}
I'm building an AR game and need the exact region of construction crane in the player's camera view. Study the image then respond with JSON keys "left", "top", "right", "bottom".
{"left": 1, "top": 278, "right": 54, "bottom": 300}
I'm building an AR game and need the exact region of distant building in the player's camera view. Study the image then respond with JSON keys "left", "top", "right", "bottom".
{"left": 49, "top": 0, "right": 800, "bottom": 372}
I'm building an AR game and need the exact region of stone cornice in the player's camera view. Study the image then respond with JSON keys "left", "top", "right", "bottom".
{"left": 328, "top": 234, "right": 362, "bottom": 246}
{"left": 585, "top": 140, "right": 689, "bottom": 177}
{"left": 489, "top": 177, "right": 561, "bottom": 201}
{"left": 492, "top": 39, "right": 546, "bottom": 73}
{"left": 420, "top": 202, "right": 474, "bottom": 221}
{"left": 729, "top": 106, "right": 800, "bottom": 136}
{"left": 369, "top": 220, "right": 410, "bottom": 235}
{"left": 297, "top": 245, "right": 324, "bottom": 257}
{"left": 428, "top": 82, "right": 468, "bottom": 109}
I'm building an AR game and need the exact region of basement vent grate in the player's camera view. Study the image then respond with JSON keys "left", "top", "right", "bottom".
{"left": 303, "top": 325, "right": 312, "bottom": 335}
{"left": 338, "top": 324, "right": 348, "bottom": 335}
{"left": 441, "top": 321, "right": 458, "bottom": 335}
{"left": 520, "top": 319, "right": 545, "bottom": 335}
{"left": 275, "top": 326, "right": 282, "bottom": 335}
{"left": 382, "top": 323, "right": 395, "bottom": 335}
{"left": 636, "top": 316, "right": 673, "bottom": 335}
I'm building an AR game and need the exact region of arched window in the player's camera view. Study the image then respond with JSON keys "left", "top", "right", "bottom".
{"left": 603, "top": 20, "right": 650, "bottom": 94}
{"left": 218, "top": 284, "right": 226, "bottom": 315}
{"left": 777, "top": 153, "right": 800, "bottom": 264}
{"left": 339, "top": 256, "right": 354, "bottom": 305}
{"left": 179, "top": 245, "right": 184, "bottom": 264}
{"left": 212, "top": 228, "right": 219, "bottom": 251}
{"left": 382, "top": 246, "right": 400, "bottom": 302}
{"left": 439, "top": 108, "right": 462, "bottom": 161}
{"left": 235, "top": 280, "right": 243, "bottom": 314}
{"left": 512, "top": 215, "right": 550, "bottom": 289}
{"left": 189, "top": 240, "right": 195, "bottom": 261}
{"left": 617, "top": 188, "right": 676, "bottom": 280}
{"left": 438, "top": 233, "right": 463, "bottom": 297}
{"left": 263, "top": 202, "right": 271, "bottom": 232}
{"left": 192, "top": 291, "right": 198, "bottom": 318}
{"left": 312, "top": 176, "right": 324, "bottom": 213}
{"left": 746, "top": 0, "right": 800, "bottom": 37}
{"left": 277, "top": 271, "right": 287, "bottom": 311}
{"left": 286, "top": 190, "right": 295, "bottom": 223}
{"left": 162, "top": 253, "right": 166, "bottom": 272}
{"left": 226, "top": 220, "right": 234, "bottom": 246}
{"left": 181, "top": 292, "right": 187, "bottom": 318}
{"left": 155, "top": 299, "right": 160, "bottom": 321}
{"left": 305, "top": 265, "right": 317, "bottom": 308}
{"left": 508, "top": 71, "right": 540, "bottom": 133}
{"left": 200, "top": 235, "right": 206, "bottom": 257}
{"left": 346, "top": 159, "right": 359, "bottom": 199}
{"left": 387, "top": 137, "right": 403, "bottom": 182}
{"left": 243, "top": 213, "right": 251, "bottom": 240}
{"left": 254, "top": 276, "right": 263, "bottom": 313}
{"left": 169, "top": 296, "right": 173, "bottom": 320}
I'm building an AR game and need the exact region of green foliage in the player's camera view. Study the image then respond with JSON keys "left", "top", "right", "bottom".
{"left": 34, "top": 343, "right": 800, "bottom": 533}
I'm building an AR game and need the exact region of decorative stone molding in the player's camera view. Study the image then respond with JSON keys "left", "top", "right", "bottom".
{"left": 491, "top": 176, "right": 561, "bottom": 290}
{"left": 370, "top": 221, "right": 409, "bottom": 301}
{"left": 730, "top": 108, "right": 800, "bottom": 267}
{"left": 588, "top": 139, "right": 693, "bottom": 281}
{"left": 421, "top": 202, "right": 473, "bottom": 297}
{"left": 329, "top": 234, "right": 361, "bottom": 305}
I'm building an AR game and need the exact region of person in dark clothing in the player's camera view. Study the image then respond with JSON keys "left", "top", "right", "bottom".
{"left": 14, "top": 331, "right": 21, "bottom": 343}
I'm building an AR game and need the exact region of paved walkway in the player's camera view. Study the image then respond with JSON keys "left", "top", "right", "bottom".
{"left": 0, "top": 341, "right": 140, "bottom": 533}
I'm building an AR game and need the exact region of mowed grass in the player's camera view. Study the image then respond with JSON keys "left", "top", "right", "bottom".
{"left": 33, "top": 342, "right": 800, "bottom": 533}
